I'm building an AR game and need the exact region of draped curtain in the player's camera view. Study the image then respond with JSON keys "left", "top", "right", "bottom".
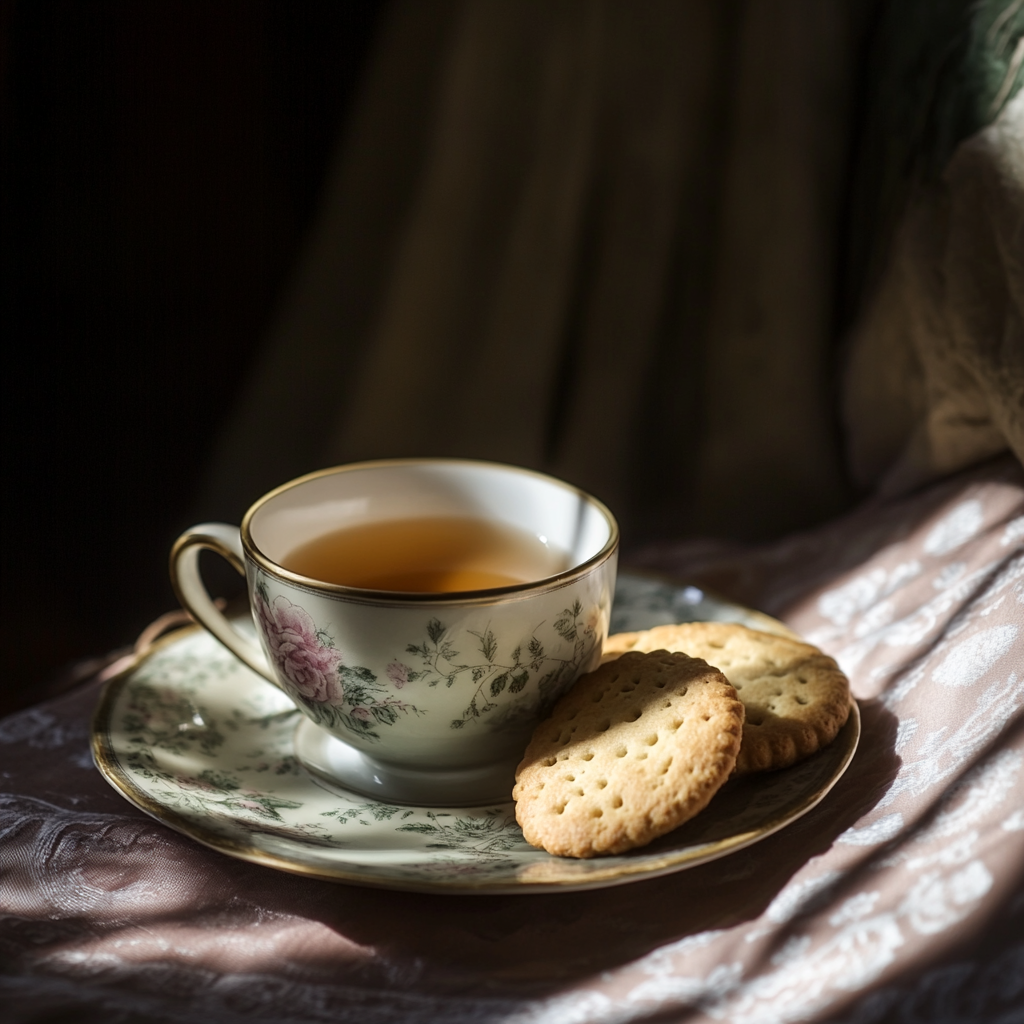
{"left": 198, "top": 0, "right": 1023, "bottom": 546}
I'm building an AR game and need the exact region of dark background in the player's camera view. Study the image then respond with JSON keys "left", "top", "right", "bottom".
{"left": 1, "top": 1, "right": 386, "bottom": 714}
{"left": 0, "top": 0, "right": 997, "bottom": 717}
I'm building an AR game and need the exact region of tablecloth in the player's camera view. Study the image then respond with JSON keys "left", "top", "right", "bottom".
{"left": 2, "top": 456, "right": 1022, "bottom": 1023}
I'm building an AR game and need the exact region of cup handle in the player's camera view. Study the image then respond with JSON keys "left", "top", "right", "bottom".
{"left": 170, "top": 523, "right": 279, "bottom": 688}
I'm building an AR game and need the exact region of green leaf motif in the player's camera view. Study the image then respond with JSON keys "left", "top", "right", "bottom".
{"left": 372, "top": 704, "right": 402, "bottom": 726}
{"left": 415, "top": 600, "right": 599, "bottom": 732}
{"left": 553, "top": 610, "right": 577, "bottom": 641}
{"left": 198, "top": 768, "right": 239, "bottom": 791}
{"left": 471, "top": 629, "right": 498, "bottom": 663}
{"left": 320, "top": 801, "right": 413, "bottom": 825}
{"left": 124, "top": 683, "right": 225, "bottom": 756}
{"left": 339, "top": 665, "right": 377, "bottom": 687}
{"left": 395, "top": 810, "right": 525, "bottom": 855}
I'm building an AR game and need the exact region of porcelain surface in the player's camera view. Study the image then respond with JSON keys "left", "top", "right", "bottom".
{"left": 172, "top": 462, "right": 618, "bottom": 794}
{"left": 246, "top": 565, "right": 614, "bottom": 772}
{"left": 92, "top": 573, "right": 860, "bottom": 894}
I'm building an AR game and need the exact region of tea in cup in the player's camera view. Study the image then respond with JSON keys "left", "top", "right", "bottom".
{"left": 171, "top": 459, "right": 618, "bottom": 805}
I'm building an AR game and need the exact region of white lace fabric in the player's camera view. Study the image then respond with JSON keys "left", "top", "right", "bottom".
{"left": 2, "top": 457, "right": 1022, "bottom": 1024}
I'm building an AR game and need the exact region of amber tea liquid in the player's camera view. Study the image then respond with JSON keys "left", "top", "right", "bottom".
{"left": 279, "top": 517, "right": 570, "bottom": 593}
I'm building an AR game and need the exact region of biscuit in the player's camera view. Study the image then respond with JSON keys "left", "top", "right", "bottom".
{"left": 603, "top": 622, "right": 850, "bottom": 774}
{"left": 513, "top": 651, "right": 744, "bottom": 858}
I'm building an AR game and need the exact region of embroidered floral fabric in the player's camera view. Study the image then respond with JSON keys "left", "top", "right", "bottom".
{"left": 2, "top": 457, "right": 1022, "bottom": 1024}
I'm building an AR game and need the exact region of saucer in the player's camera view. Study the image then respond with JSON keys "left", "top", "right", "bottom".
{"left": 294, "top": 717, "right": 523, "bottom": 806}
{"left": 92, "top": 572, "right": 860, "bottom": 894}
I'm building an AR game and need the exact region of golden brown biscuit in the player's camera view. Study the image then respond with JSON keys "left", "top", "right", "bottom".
{"left": 603, "top": 622, "right": 850, "bottom": 774}
{"left": 513, "top": 651, "right": 744, "bottom": 858}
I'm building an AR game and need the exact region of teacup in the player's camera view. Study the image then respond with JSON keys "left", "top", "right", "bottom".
{"left": 171, "top": 459, "right": 618, "bottom": 805}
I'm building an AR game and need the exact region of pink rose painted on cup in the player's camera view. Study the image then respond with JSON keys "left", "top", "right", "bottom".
{"left": 254, "top": 591, "right": 344, "bottom": 704}
{"left": 386, "top": 661, "right": 413, "bottom": 689}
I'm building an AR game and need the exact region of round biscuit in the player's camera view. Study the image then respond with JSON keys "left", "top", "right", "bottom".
{"left": 603, "top": 622, "right": 851, "bottom": 774}
{"left": 513, "top": 650, "right": 744, "bottom": 858}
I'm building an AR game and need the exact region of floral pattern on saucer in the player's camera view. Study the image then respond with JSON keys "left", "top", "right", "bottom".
{"left": 93, "top": 573, "right": 859, "bottom": 893}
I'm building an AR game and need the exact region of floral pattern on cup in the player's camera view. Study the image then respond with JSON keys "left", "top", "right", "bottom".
{"left": 253, "top": 579, "right": 422, "bottom": 742}
{"left": 253, "top": 584, "right": 344, "bottom": 703}
{"left": 404, "top": 599, "right": 599, "bottom": 730}
{"left": 252, "top": 579, "right": 601, "bottom": 743}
